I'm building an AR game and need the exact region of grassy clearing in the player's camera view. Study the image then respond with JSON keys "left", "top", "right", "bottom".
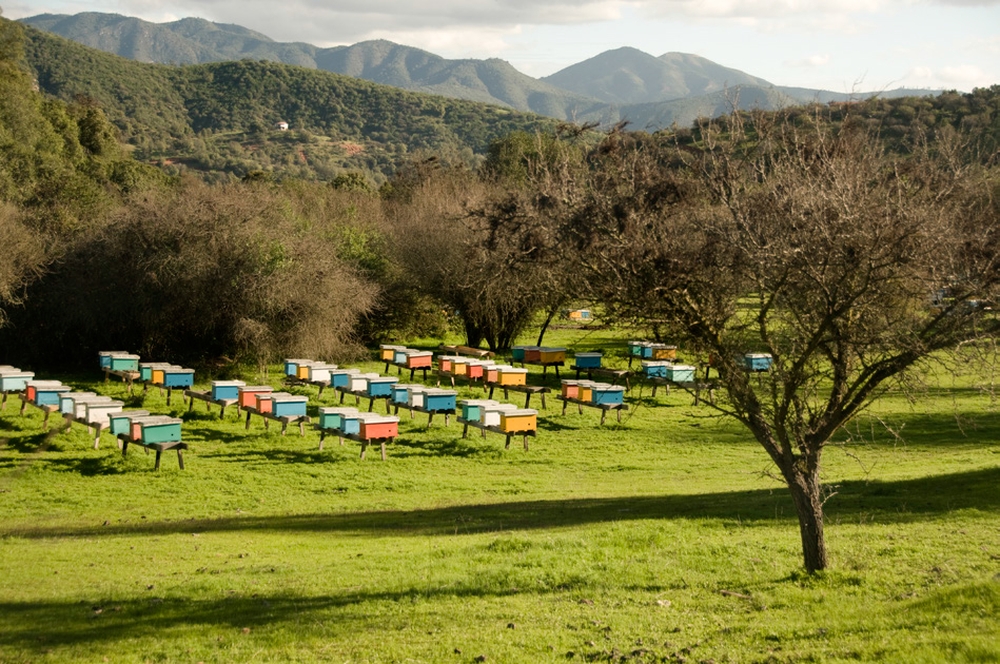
{"left": 1, "top": 327, "right": 999, "bottom": 662}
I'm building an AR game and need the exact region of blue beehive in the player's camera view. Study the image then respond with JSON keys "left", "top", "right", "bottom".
{"left": 318, "top": 407, "right": 358, "bottom": 430}
{"left": 511, "top": 346, "right": 527, "bottom": 362}
{"left": 284, "top": 359, "right": 312, "bottom": 377}
{"left": 108, "top": 354, "right": 140, "bottom": 372}
{"left": 271, "top": 395, "right": 308, "bottom": 418}
{"left": 423, "top": 389, "right": 457, "bottom": 412}
{"left": 364, "top": 376, "right": 398, "bottom": 398}
{"left": 665, "top": 364, "right": 696, "bottom": 382}
{"left": 162, "top": 367, "right": 195, "bottom": 388}
{"left": 0, "top": 370, "right": 35, "bottom": 392}
{"left": 33, "top": 383, "right": 70, "bottom": 406}
{"left": 59, "top": 392, "right": 96, "bottom": 415}
{"left": 329, "top": 368, "right": 360, "bottom": 389}
{"left": 591, "top": 384, "right": 625, "bottom": 406}
{"left": 211, "top": 380, "right": 245, "bottom": 401}
{"left": 338, "top": 412, "right": 366, "bottom": 436}
{"left": 99, "top": 351, "right": 129, "bottom": 369}
{"left": 391, "top": 383, "right": 421, "bottom": 405}
{"left": 642, "top": 361, "right": 671, "bottom": 378}
{"left": 574, "top": 352, "right": 603, "bottom": 369}
{"left": 743, "top": 353, "right": 773, "bottom": 371}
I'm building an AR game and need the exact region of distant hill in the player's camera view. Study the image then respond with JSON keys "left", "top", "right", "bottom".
{"left": 541, "top": 47, "right": 773, "bottom": 105}
{"left": 18, "top": 22, "right": 563, "bottom": 182}
{"left": 20, "top": 11, "right": 945, "bottom": 131}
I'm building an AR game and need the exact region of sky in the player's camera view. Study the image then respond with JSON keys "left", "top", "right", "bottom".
{"left": 3, "top": 0, "right": 999, "bottom": 93}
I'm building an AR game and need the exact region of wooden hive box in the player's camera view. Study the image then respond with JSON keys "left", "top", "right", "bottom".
{"left": 523, "top": 347, "right": 542, "bottom": 363}
{"left": 379, "top": 345, "right": 405, "bottom": 362}
{"left": 650, "top": 344, "right": 677, "bottom": 360}
{"left": 359, "top": 415, "right": 399, "bottom": 440}
{"left": 295, "top": 361, "right": 319, "bottom": 380}
{"left": 577, "top": 381, "right": 597, "bottom": 403}
{"left": 161, "top": 367, "right": 195, "bottom": 388}
{"left": 341, "top": 411, "right": 383, "bottom": 436}
{"left": 59, "top": 392, "right": 96, "bottom": 415}
{"left": 627, "top": 341, "right": 645, "bottom": 357}
{"left": 407, "top": 386, "right": 428, "bottom": 409}
{"left": 437, "top": 355, "right": 459, "bottom": 373}
{"left": 591, "top": 384, "right": 625, "bottom": 406}
{"left": 391, "top": 384, "right": 421, "bottom": 405}
{"left": 459, "top": 399, "right": 499, "bottom": 421}
{"left": 451, "top": 358, "right": 470, "bottom": 376}
{"left": 574, "top": 352, "right": 602, "bottom": 369}
{"left": 500, "top": 409, "right": 537, "bottom": 433}
{"left": 510, "top": 346, "right": 528, "bottom": 362}
{"left": 132, "top": 416, "right": 182, "bottom": 444}
{"left": 743, "top": 353, "right": 773, "bottom": 372}
{"left": 0, "top": 371, "right": 34, "bottom": 392}
{"left": 329, "top": 368, "right": 360, "bottom": 389}
{"left": 85, "top": 400, "right": 125, "bottom": 426}
{"left": 307, "top": 364, "right": 338, "bottom": 383}
{"left": 485, "top": 365, "right": 509, "bottom": 383}
{"left": 318, "top": 406, "right": 359, "bottom": 430}
{"left": 423, "top": 389, "right": 457, "bottom": 412}
{"left": 481, "top": 403, "right": 519, "bottom": 427}
{"left": 108, "top": 354, "right": 140, "bottom": 372}
{"left": 271, "top": 395, "right": 308, "bottom": 418}
{"left": 364, "top": 376, "right": 398, "bottom": 398}
{"left": 392, "top": 348, "right": 410, "bottom": 365}
{"left": 639, "top": 344, "right": 655, "bottom": 359}
{"left": 211, "top": 380, "right": 246, "bottom": 401}
{"left": 25, "top": 380, "right": 64, "bottom": 403}
{"left": 349, "top": 373, "right": 379, "bottom": 393}
{"left": 139, "top": 362, "right": 171, "bottom": 382}
{"left": 465, "top": 360, "right": 487, "bottom": 379}
{"left": 99, "top": 351, "right": 129, "bottom": 369}
{"left": 109, "top": 411, "right": 150, "bottom": 437}
{"left": 71, "top": 396, "right": 114, "bottom": 419}
{"left": 255, "top": 392, "right": 292, "bottom": 415}
{"left": 31, "top": 383, "right": 70, "bottom": 406}
{"left": 538, "top": 348, "right": 566, "bottom": 363}
{"left": 497, "top": 367, "right": 528, "bottom": 386}
{"left": 664, "top": 364, "right": 696, "bottom": 383}
{"left": 238, "top": 386, "right": 273, "bottom": 409}
{"left": 404, "top": 351, "right": 433, "bottom": 369}
{"left": 642, "top": 361, "right": 671, "bottom": 378}
{"left": 284, "top": 359, "right": 314, "bottom": 377}
{"left": 560, "top": 380, "right": 580, "bottom": 399}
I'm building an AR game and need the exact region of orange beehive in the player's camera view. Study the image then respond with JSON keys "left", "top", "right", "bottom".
{"left": 239, "top": 386, "right": 273, "bottom": 409}
{"left": 359, "top": 416, "right": 399, "bottom": 440}
{"left": 523, "top": 347, "right": 542, "bottom": 362}
{"left": 561, "top": 380, "right": 580, "bottom": 399}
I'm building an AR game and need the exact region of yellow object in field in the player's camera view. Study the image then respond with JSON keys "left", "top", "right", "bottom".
{"left": 498, "top": 368, "right": 527, "bottom": 386}
{"left": 500, "top": 409, "right": 537, "bottom": 433}
{"left": 151, "top": 369, "right": 165, "bottom": 385}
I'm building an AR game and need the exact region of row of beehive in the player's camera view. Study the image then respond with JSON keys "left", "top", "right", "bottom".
{"left": 459, "top": 399, "right": 538, "bottom": 433}
{"left": 378, "top": 345, "right": 433, "bottom": 369}
{"left": 438, "top": 356, "right": 529, "bottom": 386}
{"left": 99, "top": 351, "right": 195, "bottom": 389}
{"left": 511, "top": 346, "right": 567, "bottom": 364}
{"left": 560, "top": 380, "right": 626, "bottom": 406}
{"left": 390, "top": 383, "right": 457, "bottom": 412}
{"left": 318, "top": 407, "right": 399, "bottom": 439}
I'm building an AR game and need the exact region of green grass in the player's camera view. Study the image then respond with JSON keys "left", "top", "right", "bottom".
{"left": 1, "top": 326, "right": 999, "bottom": 662}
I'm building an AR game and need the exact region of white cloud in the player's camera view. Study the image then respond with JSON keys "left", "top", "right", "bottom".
{"left": 901, "top": 64, "right": 993, "bottom": 89}
{"left": 787, "top": 54, "right": 831, "bottom": 68}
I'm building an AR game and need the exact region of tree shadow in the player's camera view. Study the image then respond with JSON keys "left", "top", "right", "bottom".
{"left": 9, "top": 467, "right": 998, "bottom": 541}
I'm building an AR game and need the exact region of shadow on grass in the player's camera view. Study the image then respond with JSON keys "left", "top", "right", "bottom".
{"left": 7, "top": 467, "right": 999, "bottom": 541}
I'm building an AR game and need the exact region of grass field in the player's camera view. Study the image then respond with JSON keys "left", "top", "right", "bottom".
{"left": 1, "top": 327, "right": 998, "bottom": 663}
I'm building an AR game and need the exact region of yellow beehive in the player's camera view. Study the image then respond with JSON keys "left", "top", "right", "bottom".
{"left": 452, "top": 358, "right": 470, "bottom": 376}
{"left": 151, "top": 369, "right": 166, "bottom": 385}
{"left": 500, "top": 409, "right": 537, "bottom": 433}
{"left": 498, "top": 367, "right": 527, "bottom": 386}
{"left": 538, "top": 348, "right": 566, "bottom": 363}
{"left": 577, "top": 381, "right": 596, "bottom": 402}
{"left": 651, "top": 345, "right": 677, "bottom": 360}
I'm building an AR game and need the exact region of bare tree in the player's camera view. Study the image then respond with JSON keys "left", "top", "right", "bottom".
{"left": 573, "top": 112, "right": 1000, "bottom": 572}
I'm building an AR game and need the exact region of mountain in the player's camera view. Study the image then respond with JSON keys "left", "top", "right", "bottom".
{"left": 541, "top": 47, "right": 773, "bottom": 105}
{"left": 17, "top": 21, "right": 562, "bottom": 182}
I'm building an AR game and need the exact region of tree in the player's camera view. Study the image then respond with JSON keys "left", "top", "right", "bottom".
{"left": 573, "top": 113, "right": 1000, "bottom": 572}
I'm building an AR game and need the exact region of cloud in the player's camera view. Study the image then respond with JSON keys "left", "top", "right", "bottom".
{"left": 902, "top": 64, "right": 994, "bottom": 89}
{"left": 787, "top": 54, "right": 831, "bottom": 68}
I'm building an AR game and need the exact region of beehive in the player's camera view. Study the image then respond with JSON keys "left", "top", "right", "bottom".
{"left": 131, "top": 416, "right": 182, "bottom": 444}
{"left": 538, "top": 348, "right": 566, "bottom": 364}
{"left": 211, "top": 380, "right": 245, "bottom": 401}
{"left": 651, "top": 344, "right": 678, "bottom": 360}
{"left": 341, "top": 411, "right": 383, "bottom": 436}
{"left": 161, "top": 367, "right": 195, "bottom": 388}
{"left": 523, "top": 347, "right": 542, "bottom": 363}
{"left": 271, "top": 395, "right": 308, "bottom": 418}
{"left": 591, "top": 384, "right": 625, "bottom": 406}
{"left": 577, "top": 381, "right": 596, "bottom": 403}
{"left": 627, "top": 341, "right": 645, "bottom": 357}
{"left": 642, "top": 361, "right": 671, "bottom": 378}
{"left": 560, "top": 380, "right": 580, "bottom": 399}
{"left": 29, "top": 382, "right": 69, "bottom": 406}
{"left": 72, "top": 395, "right": 113, "bottom": 419}
{"left": 499, "top": 409, "right": 537, "bottom": 433}
{"left": 407, "top": 386, "right": 427, "bottom": 409}
{"left": 108, "top": 410, "right": 150, "bottom": 437}
{"left": 108, "top": 354, "right": 140, "bottom": 372}
{"left": 318, "top": 406, "right": 359, "bottom": 430}
{"left": 451, "top": 358, "right": 470, "bottom": 377}
{"left": 379, "top": 345, "right": 405, "bottom": 362}
{"left": 438, "top": 355, "right": 459, "bottom": 373}
{"left": 404, "top": 351, "right": 433, "bottom": 369}
{"left": 459, "top": 399, "right": 498, "bottom": 421}
{"left": 349, "top": 373, "right": 380, "bottom": 393}
{"left": 139, "top": 362, "right": 171, "bottom": 382}
{"left": 743, "top": 353, "right": 773, "bottom": 371}
{"left": 59, "top": 392, "right": 96, "bottom": 415}
{"left": 573, "top": 352, "right": 602, "bottom": 369}
{"left": 423, "top": 389, "right": 457, "bottom": 412}
{"left": 329, "top": 368, "right": 360, "bottom": 389}
{"left": 238, "top": 386, "right": 273, "bottom": 409}
{"left": 364, "top": 376, "right": 398, "bottom": 398}
{"left": 306, "top": 363, "right": 338, "bottom": 383}
{"left": 359, "top": 416, "right": 399, "bottom": 440}
{"left": 0, "top": 371, "right": 34, "bottom": 392}
{"left": 391, "top": 383, "right": 421, "bottom": 405}
{"left": 255, "top": 391, "right": 292, "bottom": 415}
{"left": 393, "top": 349, "right": 409, "bottom": 365}
{"left": 284, "top": 359, "right": 312, "bottom": 377}
{"left": 465, "top": 360, "right": 486, "bottom": 379}
{"left": 85, "top": 400, "right": 125, "bottom": 425}
{"left": 497, "top": 367, "right": 527, "bottom": 386}
{"left": 664, "top": 364, "right": 696, "bottom": 383}
{"left": 98, "top": 351, "right": 129, "bottom": 369}
{"left": 485, "top": 365, "right": 510, "bottom": 383}
{"left": 510, "top": 346, "right": 527, "bottom": 362}
{"left": 481, "top": 403, "right": 519, "bottom": 427}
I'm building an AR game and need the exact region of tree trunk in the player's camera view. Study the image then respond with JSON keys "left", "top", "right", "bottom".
{"left": 536, "top": 303, "right": 560, "bottom": 346}
{"left": 464, "top": 320, "right": 484, "bottom": 349}
{"left": 785, "top": 467, "right": 828, "bottom": 573}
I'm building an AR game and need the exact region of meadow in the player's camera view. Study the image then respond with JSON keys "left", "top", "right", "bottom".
{"left": 1, "top": 326, "right": 998, "bottom": 663}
